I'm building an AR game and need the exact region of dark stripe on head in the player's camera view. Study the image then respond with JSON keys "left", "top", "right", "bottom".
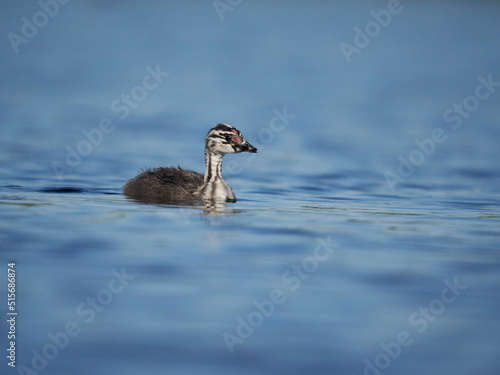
{"left": 212, "top": 124, "right": 234, "bottom": 132}
{"left": 207, "top": 134, "right": 229, "bottom": 141}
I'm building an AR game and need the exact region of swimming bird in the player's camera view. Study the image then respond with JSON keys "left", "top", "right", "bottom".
{"left": 123, "top": 124, "right": 257, "bottom": 203}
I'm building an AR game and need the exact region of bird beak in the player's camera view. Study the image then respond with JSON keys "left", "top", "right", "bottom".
{"left": 240, "top": 141, "right": 258, "bottom": 153}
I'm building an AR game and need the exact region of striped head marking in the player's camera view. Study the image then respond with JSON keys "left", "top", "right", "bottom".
{"left": 205, "top": 123, "right": 258, "bottom": 155}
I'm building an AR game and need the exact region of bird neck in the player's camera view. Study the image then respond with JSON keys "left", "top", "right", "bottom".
{"left": 197, "top": 149, "right": 235, "bottom": 202}
{"left": 203, "top": 149, "right": 224, "bottom": 184}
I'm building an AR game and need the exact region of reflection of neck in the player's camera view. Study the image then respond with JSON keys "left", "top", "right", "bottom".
{"left": 204, "top": 149, "right": 223, "bottom": 184}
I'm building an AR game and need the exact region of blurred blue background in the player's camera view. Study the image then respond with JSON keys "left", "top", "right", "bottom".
{"left": 1, "top": 1, "right": 499, "bottom": 374}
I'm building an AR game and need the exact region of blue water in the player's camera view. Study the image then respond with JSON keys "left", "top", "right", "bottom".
{"left": 1, "top": 1, "right": 500, "bottom": 374}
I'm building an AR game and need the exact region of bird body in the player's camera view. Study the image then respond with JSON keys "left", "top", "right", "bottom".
{"left": 123, "top": 124, "right": 257, "bottom": 203}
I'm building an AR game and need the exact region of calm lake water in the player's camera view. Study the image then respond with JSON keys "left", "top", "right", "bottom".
{"left": 1, "top": 1, "right": 500, "bottom": 374}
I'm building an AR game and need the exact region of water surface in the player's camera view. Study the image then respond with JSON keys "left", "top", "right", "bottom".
{"left": 1, "top": 1, "right": 500, "bottom": 374}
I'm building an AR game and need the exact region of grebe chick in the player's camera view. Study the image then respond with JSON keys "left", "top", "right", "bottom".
{"left": 123, "top": 124, "right": 258, "bottom": 203}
